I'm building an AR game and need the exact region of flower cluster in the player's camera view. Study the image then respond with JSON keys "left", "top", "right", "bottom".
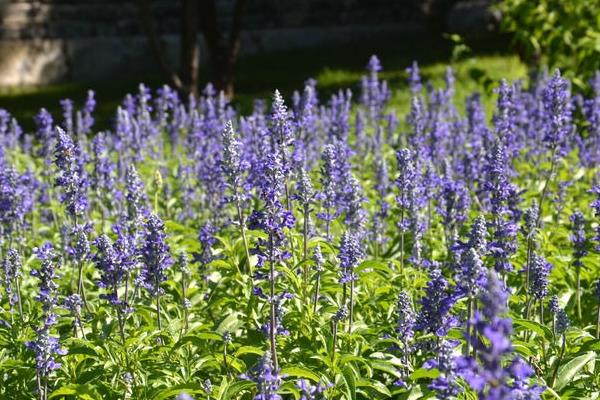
{"left": 456, "top": 271, "right": 543, "bottom": 399}
{"left": 26, "top": 243, "right": 68, "bottom": 386}
{"left": 54, "top": 128, "right": 88, "bottom": 219}
{"left": 139, "top": 213, "right": 173, "bottom": 296}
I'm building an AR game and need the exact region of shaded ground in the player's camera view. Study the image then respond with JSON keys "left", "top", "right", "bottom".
{"left": 0, "top": 32, "right": 525, "bottom": 131}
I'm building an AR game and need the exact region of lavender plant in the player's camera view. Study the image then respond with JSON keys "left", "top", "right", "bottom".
{"left": 1, "top": 55, "right": 600, "bottom": 400}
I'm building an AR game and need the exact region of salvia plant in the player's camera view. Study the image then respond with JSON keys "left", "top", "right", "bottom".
{"left": 0, "top": 56, "right": 599, "bottom": 400}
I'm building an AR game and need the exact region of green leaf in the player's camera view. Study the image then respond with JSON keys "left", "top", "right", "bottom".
{"left": 49, "top": 384, "right": 102, "bottom": 400}
{"left": 213, "top": 376, "right": 229, "bottom": 400}
{"left": 512, "top": 318, "right": 553, "bottom": 340}
{"left": 410, "top": 368, "right": 440, "bottom": 381}
{"left": 216, "top": 313, "right": 243, "bottom": 334}
{"left": 173, "top": 332, "right": 222, "bottom": 349}
{"left": 196, "top": 332, "right": 223, "bottom": 341}
{"left": 341, "top": 366, "right": 357, "bottom": 400}
{"left": 554, "top": 351, "right": 596, "bottom": 391}
{"left": 65, "top": 340, "right": 100, "bottom": 358}
{"left": 356, "top": 379, "right": 392, "bottom": 397}
{"left": 280, "top": 366, "right": 320, "bottom": 382}
{"left": 371, "top": 360, "right": 402, "bottom": 379}
{"left": 234, "top": 346, "right": 264, "bottom": 357}
{"left": 152, "top": 383, "right": 205, "bottom": 400}
{"left": 223, "top": 381, "right": 255, "bottom": 400}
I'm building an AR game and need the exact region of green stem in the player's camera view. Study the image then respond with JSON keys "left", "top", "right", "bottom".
{"left": 347, "top": 279, "right": 355, "bottom": 333}
{"left": 465, "top": 296, "right": 473, "bottom": 356}
{"left": 331, "top": 321, "right": 338, "bottom": 363}
{"left": 14, "top": 276, "right": 23, "bottom": 322}
{"left": 576, "top": 264, "right": 581, "bottom": 320}
{"left": 223, "top": 343, "right": 230, "bottom": 375}
{"left": 236, "top": 201, "right": 252, "bottom": 276}
{"left": 77, "top": 261, "right": 91, "bottom": 315}
{"left": 540, "top": 299, "right": 547, "bottom": 368}
{"left": 302, "top": 208, "right": 310, "bottom": 287}
{"left": 550, "top": 334, "right": 566, "bottom": 387}
{"left": 269, "top": 235, "right": 278, "bottom": 371}
{"left": 399, "top": 210, "right": 405, "bottom": 274}
{"left": 313, "top": 272, "right": 321, "bottom": 314}
{"left": 536, "top": 146, "right": 557, "bottom": 229}
{"left": 156, "top": 292, "right": 162, "bottom": 332}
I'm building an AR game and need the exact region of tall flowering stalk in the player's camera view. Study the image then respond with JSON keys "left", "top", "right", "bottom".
{"left": 26, "top": 243, "right": 67, "bottom": 400}
{"left": 194, "top": 222, "right": 218, "bottom": 277}
{"left": 316, "top": 145, "right": 338, "bottom": 240}
{"left": 424, "top": 339, "right": 461, "bottom": 398}
{"left": 360, "top": 55, "right": 390, "bottom": 125}
{"left": 93, "top": 231, "right": 135, "bottom": 343}
{"left": 311, "top": 245, "right": 324, "bottom": 313}
{"left": 550, "top": 306, "right": 570, "bottom": 386}
{"left": 296, "top": 379, "right": 328, "bottom": 400}
{"left": 76, "top": 90, "right": 96, "bottom": 137}
{"left": 338, "top": 231, "right": 364, "bottom": 333}
{"left": 60, "top": 98, "right": 74, "bottom": 135}
{"left": 54, "top": 127, "right": 91, "bottom": 305}
{"left": 2, "top": 248, "right": 23, "bottom": 320}
{"left": 247, "top": 151, "right": 295, "bottom": 370}
{"left": 528, "top": 252, "right": 553, "bottom": 365}
{"left": 0, "top": 163, "right": 36, "bottom": 244}
{"left": 221, "top": 121, "right": 252, "bottom": 274}
{"left": 371, "top": 128, "right": 389, "bottom": 256}
{"left": 139, "top": 213, "right": 173, "bottom": 332}
{"left": 270, "top": 90, "right": 294, "bottom": 210}
{"left": 294, "top": 168, "right": 316, "bottom": 288}
{"left": 64, "top": 294, "right": 85, "bottom": 339}
{"left": 522, "top": 201, "right": 539, "bottom": 299}
{"left": 90, "top": 133, "right": 116, "bottom": 220}
{"left": 241, "top": 351, "right": 283, "bottom": 400}
{"left": 406, "top": 61, "right": 422, "bottom": 95}
{"left": 455, "top": 247, "right": 486, "bottom": 355}
{"left": 457, "top": 270, "right": 543, "bottom": 399}
{"left": 395, "top": 149, "right": 418, "bottom": 272}
{"left": 54, "top": 127, "right": 88, "bottom": 221}
{"left": 537, "top": 70, "right": 572, "bottom": 226}
{"left": 34, "top": 108, "right": 54, "bottom": 169}
{"left": 454, "top": 215, "right": 488, "bottom": 355}
{"left": 331, "top": 305, "right": 347, "bottom": 361}
{"left": 178, "top": 252, "right": 192, "bottom": 333}
{"left": 69, "top": 224, "right": 91, "bottom": 311}
{"left": 437, "top": 176, "right": 470, "bottom": 251}
{"left": 482, "top": 140, "right": 519, "bottom": 274}
{"left": 569, "top": 210, "right": 587, "bottom": 319}
{"left": 125, "top": 164, "right": 149, "bottom": 234}
{"left": 395, "top": 291, "right": 416, "bottom": 384}
{"left": 415, "top": 264, "right": 457, "bottom": 337}
{"left": 493, "top": 80, "right": 519, "bottom": 155}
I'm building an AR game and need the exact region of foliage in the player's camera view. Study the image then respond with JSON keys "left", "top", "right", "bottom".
{"left": 498, "top": 0, "right": 600, "bottom": 88}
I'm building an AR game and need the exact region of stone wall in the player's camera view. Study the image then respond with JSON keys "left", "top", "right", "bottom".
{"left": 0, "top": 0, "right": 426, "bottom": 86}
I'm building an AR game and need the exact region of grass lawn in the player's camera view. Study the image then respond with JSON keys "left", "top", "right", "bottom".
{"left": 0, "top": 33, "right": 526, "bottom": 130}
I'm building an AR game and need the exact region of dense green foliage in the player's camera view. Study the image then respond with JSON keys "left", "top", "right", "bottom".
{"left": 499, "top": 0, "right": 600, "bottom": 88}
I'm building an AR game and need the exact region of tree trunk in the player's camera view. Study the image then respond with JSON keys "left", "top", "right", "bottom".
{"left": 136, "top": 0, "right": 183, "bottom": 91}
{"left": 199, "top": 0, "right": 246, "bottom": 98}
{"left": 137, "top": 0, "right": 201, "bottom": 96}
{"left": 137, "top": 0, "right": 245, "bottom": 98}
{"left": 180, "top": 0, "right": 200, "bottom": 96}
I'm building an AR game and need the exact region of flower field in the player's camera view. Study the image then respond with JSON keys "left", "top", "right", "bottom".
{"left": 1, "top": 55, "right": 600, "bottom": 399}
